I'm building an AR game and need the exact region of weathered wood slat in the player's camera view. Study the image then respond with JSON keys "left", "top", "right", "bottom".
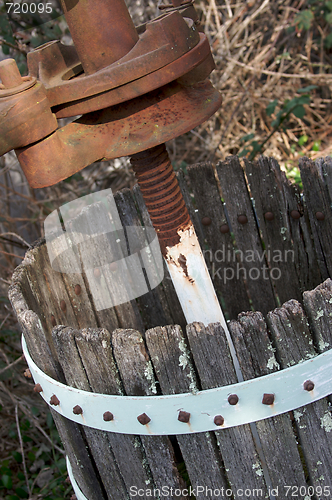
{"left": 112, "top": 328, "right": 187, "bottom": 499}
{"left": 145, "top": 324, "right": 229, "bottom": 498}
{"left": 8, "top": 272, "right": 104, "bottom": 500}
{"left": 228, "top": 312, "right": 308, "bottom": 489}
{"left": 74, "top": 327, "right": 158, "bottom": 497}
{"left": 303, "top": 278, "right": 332, "bottom": 353}
{"left": 267, "top": 299, "right": 332, "bottom": 489}
{"left": 300, "top": 157, "right": 332, "bottom": 280}
{"left": 52, "top": 326, "right": 135, "bottom": 500}
{"left": 186, "top": 322, "right": 268, "bottom": 497}
{"left": 216, "top": 156, "right": 276, "bottom": 315}
{"left": 132, "top": 183, "right": 187, "bottom": 329}
{"left": 187, "top": 162, "right": 251, "bottom": 318}
{"left": 245, "top": 157, "right": 303, "bottom": 304}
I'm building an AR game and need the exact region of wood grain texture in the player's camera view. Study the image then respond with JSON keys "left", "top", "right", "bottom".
{"left": 267, "top": 299, "right": 332, "bottom": 489}
{"left": 217, "top": 156, "right": 276, "bottom": 315}
{"left": 229, "top": 312, "right": 308, "bottom": 490}
{"left": 245, "top": 156, "right": 303, "bottom": 304}
{"left": 145, "top": 324, "right": 228, "bottom": 498}
{"left": 303, "top": 278, "right": 332, "bottom": 353}
{"left": 187, "top": 162, "right": 251, "bottom": 319}
{"left": 186, "top": 322, "right": 268, "bottom": 498}
{"left": 112, "top": 328, "right": 187, "bottom": 499}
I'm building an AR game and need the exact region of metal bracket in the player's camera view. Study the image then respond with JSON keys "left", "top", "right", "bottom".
{"left": 23, "top": 335, "right": 332, "bottom": 436}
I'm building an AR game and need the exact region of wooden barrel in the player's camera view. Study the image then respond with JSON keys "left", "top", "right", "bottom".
{"left": 9, "top": 156, "right": 332, "bottom": 499}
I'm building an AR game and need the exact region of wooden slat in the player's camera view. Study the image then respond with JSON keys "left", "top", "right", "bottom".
{"left": 187, "top": 162, "right": 251, "bottom": 319}
{"left": 74, "top": 327, "right": 159, "bottom": 496}
{"left": 303, "top": 278, "right": 332, "bottom": 352}
{"left": 145, "top": 324, "right": 229, "bottom": 498}
{"left": 186, "top": 322, "right": 268, "bottom": 497}
{"left": 216, "top": 156, "right": 276, "bottom": 315}
{"left": 267, "top": 299, "right": 332, "bottom": 489}
{"left": 244, "top": 157, "right": 303, "bottom": 304}
{"left": 9, "top": 273, "right": 104, "bottom": 500}
{"left": 228, "top": 312, "right": 308, "bottom": 489}
{"left": 52, "top": 326, "right": 139, "bottom": 500}
{"left": 300, "top": 157, "right": 332, "bottom": 279}
{"left": 132, "top": 183, "right": 187, "bottom": 329}
{"left": 112, "top": 328, "right": 187, "bottom": 499}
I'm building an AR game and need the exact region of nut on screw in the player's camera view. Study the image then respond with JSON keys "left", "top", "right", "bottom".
{"left": 33, "top": 383, "right": 43, "bottom": 393}
{"left": 214, "top": 415, "right": 224, "bottom": 426}
{"left": 50, "top": 395, "right": 60, "bottom": 406}
{"left": 178, "top": 410, "right": 190, "bottom": 423}
{"left": 228, "top": 394, "right": 239, "bottom": 405}
{"left": 103, "top": 411, "right": 114, "bottom": 422}
{"left": 137, "top": 413, "right": 151, "bottom": 425}
{"left": 262, "top": 393, "right": 275, "bottom": 405}
{"left": 303, "top": 380, "right": 315, "bottom": 391}
{"left": 24, "top": 368, "right": 32, "bottom": 378}
{"left": 73, "top": 405, "right": 83, "bottom": 415}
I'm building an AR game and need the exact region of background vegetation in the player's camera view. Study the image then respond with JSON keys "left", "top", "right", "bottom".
{"left": 0, "top": 0, "right": 332, "bottom": 498}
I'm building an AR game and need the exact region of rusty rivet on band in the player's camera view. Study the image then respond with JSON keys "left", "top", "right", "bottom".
{"left": 228, "top": 394, "right": 239, "bottom": 405}
{"left": 290, "top": 210, "right": 301, "bottom": 220}
{"left": 264, "top": 212, "right": 274, "bottom": 221}
{"left": 33, "top": 383, "right": 43, "bottom": 393}
{"left": 73, "top": 405, "right": 83, "bottom": 415}
{"left": 238, "top": 215, "right": 248, "bottom": 225}
{"left": 214, "top": 415, "right": 224, "bottom": 426}
{"left": 50, "top": 315, "right": 56, "bottom": 327}
{"left": 220, "top": 224, "right": 229, "bottom": 234}
{"left": 94, "top": 268, "right": 101, "bottom": 278}
{"left": 24, "top": 368, "right": 32, "bottom": 378}
{"left": 262, "top": 393, "right": 275, "bottom": 405}
{"left": 103, "top": 411, "right": 114, "bottom": 422}
{"left": 60, "top": 300, "right": 66, "bottom": 312}
{"left": 74, "top": 284, "right": 81, "bottom": 295}
{"left": 50, "top": 395, "right": 60, "bottom": 406}
{"left": 202, "top": 217, "right": 212, "bottom": 226}
{"left": 178, "top": 410, "right": 190, "bottom": 423}
{"left": 137, "top": 413, "right": 151, "bottom": 425}
{"left": 304, "top": 380, "right": 315, "bottom": 391}
{"left": 316, "top": 211, "right": 325, "bottom": 221}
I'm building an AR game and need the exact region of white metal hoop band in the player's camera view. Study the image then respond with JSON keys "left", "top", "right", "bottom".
{"left": 22, "top": 335, "right": 332, "bottom": 435}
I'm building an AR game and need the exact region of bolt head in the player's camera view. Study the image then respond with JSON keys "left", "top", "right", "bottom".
{"left": 103, "top": 411, "right": 114, "bottom": 422}
{"left": 178, "top": 410, "right": 190, "bottom": 423}
{"left": 137, "top": 413, "right": 151, "bottom": 425}
{"left": 60, "top": 300, "right": 67, "bottom": 312}
{"left": 74, "top": 284, "right": 81, "bottom": 296}
{"left": 316, "top": 211, "right": 325, "bottom": 221}
{"left": 214, "top": 415, "right": 224, "bottom": 426}
{"left": 238, "top": 215, "right": 248, "bottom": 225}
{"left": 201, "top": 217, "right": 212, "bottom": 226}
{"left": 264, "top": 212, "right": 274, "bottom": 221}
{"left": 262, "top": 393, "right": 275, "bottom": 405}
{"left": 50, "top": 395, "right": 60, "bottom": 406}
{"left": 33, "top": 383, "right": 43, "bottom": 393}
{"left": 304, "top": 380, "right": 315, "bottom": 391}
{"left": 24, "top": 369, "right": 32, "bottom": 378}
{"left": 73, "top": 405, "right": 83, "bottom": 415}
{"left": 228, "top": 394, "right": 239, "bottom": 405}
{"left": 220, "top": 224, "right": 229, "bottom": 234}
{"left": 290, "top": 210, "right": 301, "bottom": 220}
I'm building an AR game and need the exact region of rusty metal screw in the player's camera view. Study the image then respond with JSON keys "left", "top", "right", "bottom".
{"left": 290, "top": 210, "right": 301, "bottom": 220}
{"left": 33, "top": 383, "right": 43, "bottom": 393}
{"left": 262, "top": 393, "right": 275, "bottom": 405}
{"left": 24, "top": 368, "right": 32, "bottom": 378}
{"left": 74, "top": 284, "right": 81, "bottom": 295}
{"left": 303, "top": 380, "right": 315, "bottom": 391}
{"left": 220, "top": 224, "right": 229, "bottom": 234}
{"left": 316, "top": 211, "right": 325, "bottom": 221}
{"left": 228, "top": 394, "right": 239, "bottom": 405}
{"left": 73, "top": 405, "right": 83, "bottom": 415}
{"left": 50, "top": 395, "right": 60, "bottom": 406}
{"left": 237, "top": 215, "right": 248, "bottom": 225}
{"left": 137, "top": 413, "right": 151, "bottom": 425}
{"left": 103, "top": 411, "right": 114, "bottom": 421}
{"left": 130, "top": 144, "right": 190, "bottom": 253}
{"left": 201, "top": 217, "right": 212, "bottom": 226}
{"left": 178, "top": 410, "right": 190, "bottom": 423}
{"left": 214, "top": 415, "right": 224, "bottom": 426}
{"left": 0, "top": 59, "right": 23, "bottom": 88}
{"left": 264, "top": 212, "right": 274, "bottom": 221}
